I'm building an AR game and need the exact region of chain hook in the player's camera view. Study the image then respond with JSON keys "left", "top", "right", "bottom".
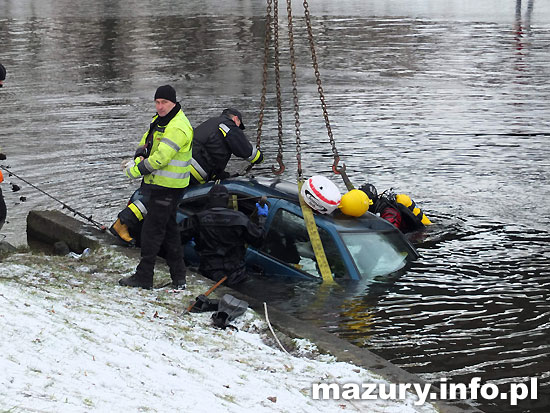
{"left": 271, "top": 155, "right": 286, "bottom": 175}
{"left": 332, "top": 156, "right": 344, "bottom": 174}
{"left": 332, "top": 157, "right": 354, "bottom": 190}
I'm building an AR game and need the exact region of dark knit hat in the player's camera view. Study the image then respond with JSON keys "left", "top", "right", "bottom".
{"left": 154, "top": 85, "right": 176, "bottom": 103}
{"left": 222, "top": 108, "right": 245, "bottom": 130}
{"left": 0, "top": 64, "right": 6, "bottom": 81}
{"left": 207, "top": 184, "right": 229, "bottom": 208}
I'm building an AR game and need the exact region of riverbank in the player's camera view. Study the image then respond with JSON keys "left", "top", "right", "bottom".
{"left": 0, "top": 246, "right": 439, "bottom": 413}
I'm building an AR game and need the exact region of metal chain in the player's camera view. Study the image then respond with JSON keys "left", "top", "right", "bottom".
{"left": 256, "top": 0, "right": 273, "bottom": 150}
{"left": 272, "top": 0, "right": 285, "bottom": 175}
{"left": 286, "top": 0, "right": 303, "bottom": 180}
{"left": 302, "top": 0, "right": 341, "bottom": 174}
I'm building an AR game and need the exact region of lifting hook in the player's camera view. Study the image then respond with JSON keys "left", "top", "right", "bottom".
{"left": 271, "top": 155, "right": 285, "bottom": 175}
{"left": 332, "top": 157, "right": 355, "bottom": 191}
{"left": 332, "top": 156, "right": 344, "bottom": 175}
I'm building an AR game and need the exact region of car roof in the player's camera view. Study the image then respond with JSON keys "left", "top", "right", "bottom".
{"left": 228, "top": 177, "right": 300, "bottom": 201}
{"left": 215, "top": 177, "right": 398, "bottom": 233}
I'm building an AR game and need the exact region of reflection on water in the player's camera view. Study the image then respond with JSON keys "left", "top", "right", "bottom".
{"left": 1, "top": 1, "right": 550, "bottom": 412}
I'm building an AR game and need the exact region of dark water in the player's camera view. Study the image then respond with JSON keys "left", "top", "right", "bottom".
{"left": 1, "top": 1, "right": 549, "bottom": 412}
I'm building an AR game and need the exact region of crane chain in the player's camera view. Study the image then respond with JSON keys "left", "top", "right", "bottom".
{"left": 256, "top": 0, "right": 273, "bottom": 150}
{"left": 302, "top": 0, "right": 342, "bottom": 174}
{"left": 271, "top": 0, "right": 286, "bottom": 175}
{"left": 286, "top": 0, "right": 303, "bottom": 180}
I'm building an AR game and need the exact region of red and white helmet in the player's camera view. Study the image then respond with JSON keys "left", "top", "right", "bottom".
{"left": 301, "top": 175, "right": 341, "bottom": 214}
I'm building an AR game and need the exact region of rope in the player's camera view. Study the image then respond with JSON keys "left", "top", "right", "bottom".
{"left": 263, "top": 302, "right": 290, "bottom": 355}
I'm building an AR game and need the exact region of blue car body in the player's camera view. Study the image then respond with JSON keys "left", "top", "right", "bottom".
{"left": 168, "top": 177, "right": 419, "bottom": 283}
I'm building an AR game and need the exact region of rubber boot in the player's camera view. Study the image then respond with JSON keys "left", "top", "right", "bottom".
{"left": 109, "top": 218, "right": 135, "bottom": 246}
{"left": 118, "top": 274, "right": 153, "bottom": 289}
{"left": 171, "top": 277, "right": 187, "bottom": 290}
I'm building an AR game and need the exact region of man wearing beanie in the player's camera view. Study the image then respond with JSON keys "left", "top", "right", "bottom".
{"left": 0, "top": 63, "right": 6, "bottom": 87}
{"left": 117, "top": 85, "right": 193, "bottom": 290}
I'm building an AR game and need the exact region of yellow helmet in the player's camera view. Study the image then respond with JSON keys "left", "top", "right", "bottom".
{"left": 339, "top": 189, "right": 372, "bottom": 217}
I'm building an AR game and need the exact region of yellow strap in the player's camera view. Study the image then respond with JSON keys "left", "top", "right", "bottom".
{"left": 298, "top": 180, "right": 334, "bottom": 284}
{"left": 190, "top": 166, "right": 206, "bottom": 184}
{"left": 249, "top": 148, "right": 262, "bottom": 164}
{"left": 128, "top": 203, "right": 144, "bottom": 221}
{"left": 231, "top": 194, "right": 238, "bottom": 211}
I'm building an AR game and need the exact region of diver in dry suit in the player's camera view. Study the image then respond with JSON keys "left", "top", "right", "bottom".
{"left": 359, "top": 183, "right": 431, "bottom": 233}
{"left": 110, "top": 108, "right": 263, "bottom": 246}
{"left": 181, "top": 184, "right": 267, "bottom": 286}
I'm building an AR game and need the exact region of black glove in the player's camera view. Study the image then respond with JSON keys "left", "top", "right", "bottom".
{"left": 134, "top": 146, "right": 148, "bottom": 159}
{"left": 215, "top": 171, "right": 230, "bottom": 180}
{"left": 0, "top": 153, "right": 6, "bottom": 160}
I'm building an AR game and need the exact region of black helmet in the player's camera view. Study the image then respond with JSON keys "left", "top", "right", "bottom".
{"left": 207, "top": 184, "right": 229, "bottom": 208}
{"left": 359, "top": 183, "right": 378, "bottom": 201}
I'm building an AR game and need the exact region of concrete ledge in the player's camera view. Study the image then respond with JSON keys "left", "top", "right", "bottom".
{"left": 26, "top": 209, "right": 483, "bottom": 413}
{"left": 27, "top": 210, "right": 103, "bottom": 253}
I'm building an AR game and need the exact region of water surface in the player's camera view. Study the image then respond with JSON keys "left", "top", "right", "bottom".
{"left": 1, "top": 1, "right": 549, "bottom": 412}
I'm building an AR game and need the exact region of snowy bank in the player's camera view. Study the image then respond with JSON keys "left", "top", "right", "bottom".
{"left": 0, "top": 248, "right": 438, "bottom": 413}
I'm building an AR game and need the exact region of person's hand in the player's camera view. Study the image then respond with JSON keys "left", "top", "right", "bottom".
{"left": 256, "top": 202, "right": 268, "bottom": 217}
{"left": 134, "top": 145, "right": 147, "bottom": 159}
{"left": 120, "top": 159, "right": 134, "bottom": 171}
{"left": 120, "top": 157, "right": 144, "bottom": 171}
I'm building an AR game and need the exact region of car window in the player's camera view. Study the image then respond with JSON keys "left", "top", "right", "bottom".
{"left": 340, "top": 232, "right": 409, "bottom": 278}
{"left": 261, "top": 209, "right": 349, "bottom": 279}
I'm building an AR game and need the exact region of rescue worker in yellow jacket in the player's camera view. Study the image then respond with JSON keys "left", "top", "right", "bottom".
{"left": 117, "top": 85, "right": 193, "bottom": 289}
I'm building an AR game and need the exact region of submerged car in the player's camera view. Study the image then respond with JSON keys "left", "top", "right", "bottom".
{"left": 172, "top": 177, "right": 419, "bottom": 282}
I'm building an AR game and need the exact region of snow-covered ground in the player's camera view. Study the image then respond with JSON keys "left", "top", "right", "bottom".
{"left": 0, "top": 247, "right": 438, "bottom": 413}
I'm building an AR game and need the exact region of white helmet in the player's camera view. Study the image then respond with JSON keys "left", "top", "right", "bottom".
{"left": 301, "top": 175, "right": 341, "bottom": 214}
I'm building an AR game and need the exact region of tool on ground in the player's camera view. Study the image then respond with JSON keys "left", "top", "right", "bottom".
{"left": 211, "top": 294, "right": 249, "bottom": 330}
{"left": 182, "top": 275, "right": 228, "bottom": 315}
{"left": 0, "top": 165, "right": 107, "bottom": 231}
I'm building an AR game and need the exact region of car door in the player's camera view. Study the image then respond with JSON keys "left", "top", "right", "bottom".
{"left": 246, "top": 201, "right": 352, "bottom": 280}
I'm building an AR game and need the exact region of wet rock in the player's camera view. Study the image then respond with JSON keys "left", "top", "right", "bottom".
{"left": 0, "top": 240, "right": 16, "bottom": 254}
{"left": 53, "top": 241, "right": 70, "bottom": 256}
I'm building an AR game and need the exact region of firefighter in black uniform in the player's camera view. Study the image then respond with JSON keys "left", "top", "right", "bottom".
{"left": 182, "top": 184, "right": 267, "bottom": 286}
{"left": 110, "top": 108, "right": 264, "bottom": 246}
{"left": 0, "top": 162, "right": 6, "bottom": 231}
{"left": 189, "top": 108, "right": 263, "bottom": 184}
{"left": 0, "top": 64, "right": 6, "bottom": 230}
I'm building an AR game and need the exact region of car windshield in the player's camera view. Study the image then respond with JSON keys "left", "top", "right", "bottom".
{"left": 340, "top": 231, "right": 411, "bottom": 279}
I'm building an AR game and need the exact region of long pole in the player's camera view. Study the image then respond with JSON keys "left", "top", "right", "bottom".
{"left": 0, "top": 165, "right": 107, "bottom": 231}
